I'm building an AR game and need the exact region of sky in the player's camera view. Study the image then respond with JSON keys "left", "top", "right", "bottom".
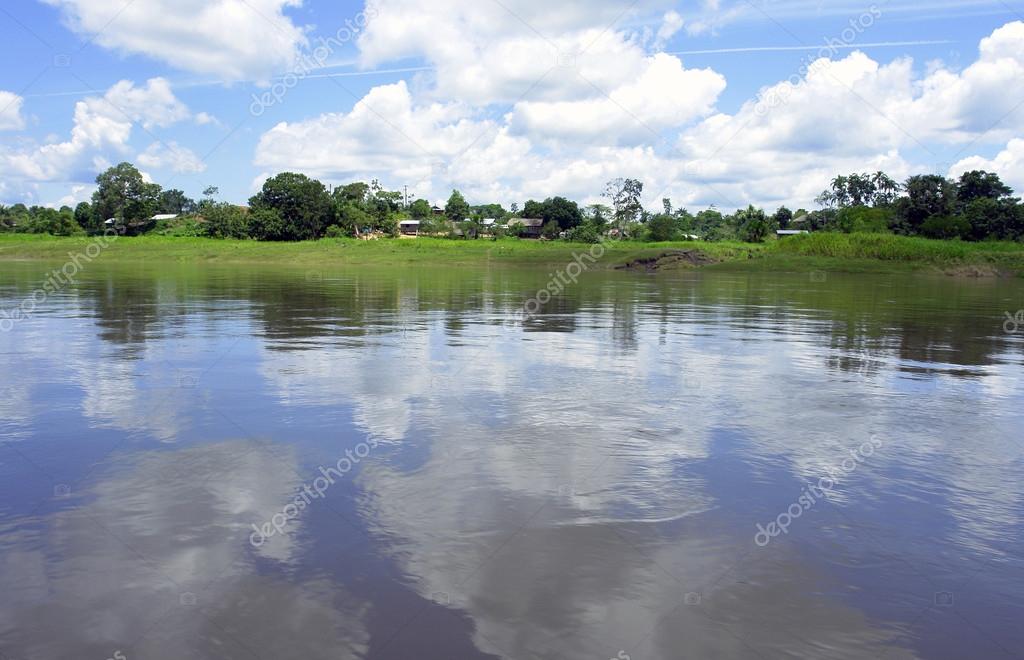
{"left": 1, "top": 0, "right": 1023, "bottom": 212}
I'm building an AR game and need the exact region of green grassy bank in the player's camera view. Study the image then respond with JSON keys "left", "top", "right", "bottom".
{"left": 0, "top": 234, "right": 761, "bottom": 268}
{"left": 1, "top": 233, "right": 1022, "bottom": 276}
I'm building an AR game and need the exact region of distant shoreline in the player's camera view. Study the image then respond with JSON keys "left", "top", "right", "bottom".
{"left": 1, "top": 234, "right": 1022, "bottom": 277}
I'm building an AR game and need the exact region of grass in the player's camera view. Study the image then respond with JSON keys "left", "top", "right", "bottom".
{"left": 1, "top": 232, "right": 1022, "bottom": 276}
{"left": 765, "top": 233, "right": 1024, "bottom": 276}
{"left": 0, "top": 234, "right": 761, "bottom": 268}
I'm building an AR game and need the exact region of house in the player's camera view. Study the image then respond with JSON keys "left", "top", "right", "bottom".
{"left": 509, "top": 218, "right": 544, "bottom": 238}
{"left": 399, "top": 219, "right": 421, "bottom": 236}
{"left": 777, "top": 230, "right": 810, "bottom": 237}
{"left": 151, "top": 214, "right": 179, "bottom": 222}
{"left": 431, "top": 205, "right": 445, "bottom": 216}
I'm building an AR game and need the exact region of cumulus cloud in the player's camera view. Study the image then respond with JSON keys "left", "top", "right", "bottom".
{"left": 256, "top": 19, "right": 1024, "bottom": 210}
{"left": 951, "top": 139, "right": 1024, "bottom": 192}
{"left": 654, "top": 10, "right": 685, "bottom": 48}
{"left": 508, "top": 53, "right": 725, "bottom": 144}
{"left": 358, "top": 0, "right": 672, "bottom": 105}
{"left": 43, "top": 0, "right": 307, "bottom": 81}
{"left": 0, "top": 91, "right": 25, "bottom": 130}
{"left": 255, "top": 80, "right": 493, "bottom": 184}
{"left": 137, "top": 140, "right": 207, "bottom": 174}
{"left": 0, "top": 78, "right": 194, "bottom": 183}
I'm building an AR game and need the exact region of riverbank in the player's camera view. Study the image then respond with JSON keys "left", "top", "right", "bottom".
{"left": 1, "top": 233, "right": 1022, "bottom": 276}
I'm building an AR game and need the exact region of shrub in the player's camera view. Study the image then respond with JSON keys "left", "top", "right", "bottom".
{"left": 565, "top": 222, "right": 601, "bottom": 243}
{"left": 920, "top": 215, "right": 970, "bottom": 240}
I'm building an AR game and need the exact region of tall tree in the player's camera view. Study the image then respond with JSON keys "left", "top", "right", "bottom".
{"left": 158, "top": 189, "right": 194, "bottom": 215}
{"left": 894, "top": 175, "right": 957, "bottom": 235}
{"left": 604, "top": 178, "right": 644, "bottom": 238}
{"left": 540, "top": 196, "right": 583, "bottom": 230}
{"left": 91, "top": 162, "right": 161, "bottom": 232}
{"left": 249, "top": 172, "right": 334, "bottom": 241}
{"left": 956, "top": 170, "right": 1012, "bottom": 206}
{"left": 445, "top": 190, "right": 471, "bottom": 223}
{"left": 409, "top": 199, "right": 432, "bottom": 219}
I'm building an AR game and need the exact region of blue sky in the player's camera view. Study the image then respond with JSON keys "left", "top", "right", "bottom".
{"left": 1, "top": 0, "right": 1023, "bottom": 211}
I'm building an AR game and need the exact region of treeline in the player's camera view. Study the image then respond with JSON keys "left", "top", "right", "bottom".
{"left": 2, "top": 163, "right": 1022, "bottom": 244}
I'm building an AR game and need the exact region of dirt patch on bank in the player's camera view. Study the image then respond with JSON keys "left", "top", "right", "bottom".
{"left": 616, "top": 249, "right": 721, "bottom": 272}
{"left": 941, "top": 263, "right": 1014, "bottom": 278}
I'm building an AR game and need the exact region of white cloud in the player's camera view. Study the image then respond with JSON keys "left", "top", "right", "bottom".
{"left": 257, "top": 19, "right": 1024, "bottom": 211}
{"left": 951, "top": 139, "right": 1024, "bottom": 192}
{"left": 0, "top": 91, "right": 25, "bottom": 130}
{"left": 0, "top": 78, "right": 195, "bottom": 183}
{"left": 507, "top": 53, "right": 725, "bottom": 144}
{"left": 43, "top": 0, "right": 307, "bottom": 81}
{"left": 357, "top": 1, "right": 672, "bottom": 105}
{"left": 255, "top": 80, "right": 493, "bottom": 184}
{"left": 654, "top": 10, "right": 685, "bottom": 48}
{"left": 50, "top": 184, "right": 95, "bottom": 209}
{"left": 137, "top": 141, "right": 208, "bottom": 174}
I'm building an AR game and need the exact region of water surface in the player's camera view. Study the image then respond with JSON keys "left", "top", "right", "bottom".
{"left": 1, "top": 262, "right": 1022, "bottom": 659}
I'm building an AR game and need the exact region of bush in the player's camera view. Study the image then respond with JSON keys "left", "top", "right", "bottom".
{"left": 646, "top": 214, "right": 677, "bottom": 242}
{"left": 202, "top": 203, "right": 250, "bottom": 239}
{"left": 565, "top": 222, "right": 601, "bottom": 243}
{"left": 324, "top": 224, "right": 349, "bottom": 238}
{"left": 248, "top": 208, "right": 286, "bottom": 241}
{"left": 921, "top": 215, "right": 970, "bottom": 240}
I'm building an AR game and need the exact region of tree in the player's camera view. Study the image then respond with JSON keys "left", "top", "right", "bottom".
{"left": 647, "top": 213, "right": 677, "bottom": 242}
{"left": 445, "top": 190, "right": 471, "bottom": 223}
{"left": 894, "top": 175, "right": 956, "bottom": 235}
{"left": 158, "top": 189, "right": 194, "bottom": 215}
{"left": 961, "top": 197, "right": 1023, "bottom": 241}
{"left": 335, "top": 182, "right": 370, "bottom": 206}
{"left": 335, "top": 203, "right": 374, "bottom": 237}
{"left": 773, "top": 206, "right": 793, "bottom": 230}
{"left": 871, "top": 171, "right": 900, "bottom": 206}
{"left": 74, "top": 202, "right": 94, "bottom": 230}
{"left": 28, "top": 207, "right": 81, "bottom": 235}
{"left": 541, "top": 219, "right": 561, "bottom": 239}
{"left": 921, "top": 215, "right": 970, "bottom": 240}
{"left": 204, "top": 203, "right": 250, "bottom": 239}
{"left": 540, "top": 196, "right": 583, "bottom": 230}
{"left": 247, "top": 208, "right": 286, "bottom": 241}
{"left": 834, "top": 206, "right": 893, "bottom": 233}
{"left": 736, "top": 205, "right": 775, "bottom": 243}
{"left": 471, "top": 203, "right": 506, "bottom": 219}
{"left": 819, "top": 171, "right": 900, "bottom": 209}
{"left": 522, "top": 200, "right": 544, "bottom": 219}
{"left": 92, "top": 163, "right": 161, "bottom": 231}
{"left": 956, "top": 170, "right": 1012, "bottom": 206}
{"left": 585, "top": 204, "right": 612, "bottom": 229}
{"left": 249, "top": 172, "right": 334, "bottom": 241}
{"left": 604, "top": 178, "right": 644, "bottom": 238}
{"left": 369, "top": 179, "right": 402, "bottom": 225}
{"left": 409, "top": 199, "right": 432, "bottom": 219}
